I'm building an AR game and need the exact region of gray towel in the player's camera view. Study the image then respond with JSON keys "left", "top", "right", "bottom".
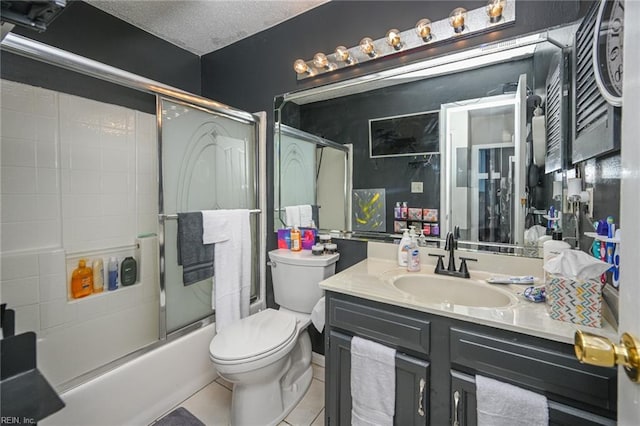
{"left": 177, "top": 212, "right": 214, "bottom": 286}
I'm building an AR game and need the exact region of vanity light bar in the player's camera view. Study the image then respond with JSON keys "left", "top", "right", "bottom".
{"left": 293, "top": 0, "right": 515, "bottom": 80}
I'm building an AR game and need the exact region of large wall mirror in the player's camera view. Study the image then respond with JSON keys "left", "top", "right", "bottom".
{"left": 274, "top": 23, "right": 578, "bottom": 257}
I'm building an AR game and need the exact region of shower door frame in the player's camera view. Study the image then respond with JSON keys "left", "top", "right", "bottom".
{"left": 156, "top": 96, "right": 267, "bottom": 337}
{"left": 0, "top": 32, "right": 267, "bottom": 390}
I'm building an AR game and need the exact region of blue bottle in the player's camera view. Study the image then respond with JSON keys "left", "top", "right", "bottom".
{"left": 108, "top": 257, "right": 118, "bottom": 291}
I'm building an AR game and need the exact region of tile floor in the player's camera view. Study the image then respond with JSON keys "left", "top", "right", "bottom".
{"left": 168, "top": 363, "right": 325, "bottom": 426}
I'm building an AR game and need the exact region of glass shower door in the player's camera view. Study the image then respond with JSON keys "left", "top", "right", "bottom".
{"left": 159, "top": 98, "right": 257, "bottom": 333}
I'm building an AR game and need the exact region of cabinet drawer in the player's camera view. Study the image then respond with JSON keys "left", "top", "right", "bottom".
{"left": 328, "top": 295, "right": 430, "bottom": 355}
{"left": 449, "top": 328, "right": 617, "bottom": 411}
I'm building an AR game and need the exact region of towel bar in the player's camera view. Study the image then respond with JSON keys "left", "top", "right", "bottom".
{"left": 160, "top": 210, "right": 261, "bottom": 220}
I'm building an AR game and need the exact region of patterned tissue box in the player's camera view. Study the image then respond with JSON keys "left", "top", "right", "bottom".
{"left": 546, "top": 274, "right": 603, "bottom": 328}
{"left": 408, "top": 208, "right": 423, "bottom": 221}
{"left": 423, "top": 208, "right": 438, "bottom": 222}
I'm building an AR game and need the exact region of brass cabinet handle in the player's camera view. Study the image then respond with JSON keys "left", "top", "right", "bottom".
{"left": 574, "top": 330, "right": 640, "bottom": 383}
{"left": 418, "top": 378, "right": 426, "bottom": 417}
{"left": 452, "top": 390, "right": 460, "bottom": 426}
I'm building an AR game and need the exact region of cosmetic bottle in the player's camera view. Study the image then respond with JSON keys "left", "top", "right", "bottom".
{"left": 92, "top": 259, "right": 104, "bottom": 293}
{"left": 71, "top": 259, "right": 93, "bottom": 299}
{"left": 120, "top": 256, "right": 137, "bottom": 286}
{"left": 290, "top": 227, "right": 301, "bottom": 251}
{"left": 108, "top": 257, "right": 118, "bottom": 291}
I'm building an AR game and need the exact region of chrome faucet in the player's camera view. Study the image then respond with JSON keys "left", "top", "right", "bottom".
{"left": 429, "top": 227, "right": 477, "bottom": 278}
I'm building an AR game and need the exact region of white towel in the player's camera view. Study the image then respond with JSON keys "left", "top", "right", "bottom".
{"left": 310, "top": 297, "right": 325, "bottom": 332}
{"left": 350, "top": 336, "right": 396, "bottom": 426}
{"left": 285, "top": 205, "right": 301, "bottom": 228}
{"left": 201, "top": 209, "right": 251, "bottom": 332}
{"left": 476, "top": 375, "right": 548, "bottom": 426}
{"left": 299, "top": 204, "right": 313, "bottom": 227}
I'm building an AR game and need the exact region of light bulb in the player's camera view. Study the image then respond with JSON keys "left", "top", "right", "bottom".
{"left": 449, "top": 7, "right": 467, "bottom": 34}
{"left": 335, "top": 45, "right": 353, "bottom": 64}
{"left": 359, "top": 37, "right": 377, "bottom": 57}
{"left": 313, "top": 52, "right": 329, "bottom": 68}
{"left": 386, "top": 28, "right": 402, "bottom": 50}
{"left": 415, "top": 18, "right": 432, "bottom": 42}
{"left": 486, "top": 0, "right": 505, "bottom": 23}
{"left": 293, "top": 59, "right": 309, "bottom": 75}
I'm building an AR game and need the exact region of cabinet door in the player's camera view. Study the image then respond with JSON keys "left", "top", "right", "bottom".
{"left": 326, "top": 331, "right": 429, "bottom": 426}
{"left": 450, "top": 371, "right": 615, "bottom": 426}
{"left": 451, "top": 370, "right": 477, "bottom": 426}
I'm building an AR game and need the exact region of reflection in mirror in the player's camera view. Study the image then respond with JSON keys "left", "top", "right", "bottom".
{"left": 442, "top": 74, "right": 527, "bottom": 250}
{"left": 274, "top": 124, "right": 352, "bottom": 232}
{"left": 275, "top": 25, "right": 579, "bottom": 257}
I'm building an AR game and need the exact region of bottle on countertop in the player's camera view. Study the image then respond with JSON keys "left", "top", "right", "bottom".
{"left": 120, "top": 256, "right": 137, "bottom": 286}
{"left": 108, "top": 257, "right": 118, "bottom": 291}
{"left": 397, "top": 228, "right": 411, "bottom": 267}
{"left": 92, "top": 259, "right": 104, "bottom": 293}
{"left": 407, "top": 230, "right": 421, "bottom": 272}
{"left": 71, "top": 259, "right": 93, "bottom": 299}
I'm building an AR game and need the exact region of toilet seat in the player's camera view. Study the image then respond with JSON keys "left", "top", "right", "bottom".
{"left": 210, "top": 309, "right": 297, "bottom": 365}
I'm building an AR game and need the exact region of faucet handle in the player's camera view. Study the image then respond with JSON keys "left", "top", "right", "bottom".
{"left": 428, "top": 253, "right": 446, "bottom": 273}
{"left": 458, "top": 257, "right": 477, "bottom": 278}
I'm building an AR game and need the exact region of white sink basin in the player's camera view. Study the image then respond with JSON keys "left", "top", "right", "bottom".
{"left": 391, "top": 274, "right": 517, "bottom": 308}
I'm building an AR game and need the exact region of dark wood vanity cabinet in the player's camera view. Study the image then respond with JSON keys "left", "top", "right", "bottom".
{"left": 325, "top": 291, "right": 617, "bottom": 426}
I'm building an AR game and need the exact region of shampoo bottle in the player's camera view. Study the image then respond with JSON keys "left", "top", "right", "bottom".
{"left": 71, "top": 259, "right": 93, "bottom": 299}
{"left": 121, "top": 257, "right": 137, "bottom": 286}
{"left": 92, "top": 259, "right": 104, "bottom": 293}
{"left": 108, "top": 257, "right": 118, "bottom": 291}
{"left": 397, "top": 229, "right": 411, "bottom": 267}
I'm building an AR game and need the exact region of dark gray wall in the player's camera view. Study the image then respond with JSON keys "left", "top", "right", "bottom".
{"left": 1, "top": 1, "right": 201, "bottom": 113}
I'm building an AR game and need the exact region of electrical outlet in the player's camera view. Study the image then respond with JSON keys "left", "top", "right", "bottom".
{"left": 411, "top": 182, "right": 423, "bottom": 193}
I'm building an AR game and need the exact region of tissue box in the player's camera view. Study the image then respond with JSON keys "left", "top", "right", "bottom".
{"left": 546, "top": 274, "right": 603, "bottom": 328}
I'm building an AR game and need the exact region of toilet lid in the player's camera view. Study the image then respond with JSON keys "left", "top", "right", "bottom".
{"left": 209, "top": 309, "right": 297, "bottom": 362}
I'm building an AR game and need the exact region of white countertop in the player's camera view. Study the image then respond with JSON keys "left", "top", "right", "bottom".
{"left": 319, "top": 243, "right": 618, "bottom": 345}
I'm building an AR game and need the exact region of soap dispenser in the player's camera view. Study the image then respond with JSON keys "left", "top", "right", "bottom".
{"left": 407, "top": 230, "right": 421, "bottom": 272}
{"left": 398, "top": 228, "right": 411, "bottom": 267}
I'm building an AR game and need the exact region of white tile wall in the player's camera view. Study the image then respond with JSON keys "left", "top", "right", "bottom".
{"left": 1, "top": 79, "right": 160, "bottom": 386}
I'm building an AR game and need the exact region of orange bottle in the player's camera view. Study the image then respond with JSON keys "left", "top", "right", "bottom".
{"left": 290, "top": 228, "right": 302, "bottom": 251}
{"left": 71, "top": 259, "right": 93, "bottom": 299}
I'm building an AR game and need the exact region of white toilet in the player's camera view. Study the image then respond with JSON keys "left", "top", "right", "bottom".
{"left": 209, "top": 248, "right": 339, "bottom": 426}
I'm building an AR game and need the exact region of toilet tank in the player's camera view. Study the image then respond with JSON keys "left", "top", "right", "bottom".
{"left": 268, "top": 249, "right": 340, "bottom": 314}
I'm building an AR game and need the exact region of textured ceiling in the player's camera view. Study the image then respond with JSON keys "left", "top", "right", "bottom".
{"left": 87, "top": 0, "right": 328, "bottom": 56}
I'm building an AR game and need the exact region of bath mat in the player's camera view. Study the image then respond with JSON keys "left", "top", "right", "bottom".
{"left": 153, "top": 407, "right": 205, "bottom": 426}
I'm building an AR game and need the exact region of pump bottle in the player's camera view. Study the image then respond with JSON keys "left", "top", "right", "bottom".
{"left": 397, "top": 229, "right": 411, "bottom": 267}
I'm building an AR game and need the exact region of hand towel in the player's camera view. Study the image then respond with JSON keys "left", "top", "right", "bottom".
{"left": 201, "top": 209, "right": 251, "bottom": 332}
{"left": 285, "top": 205, "right": 301, "bottom": 228}
{"left": 176, "top": 212, "right": 215, "bottom": 286}
{"left": 299, "top": 204, "right": 313, "bottom": 227}
{"left": 310, "top": 297, "right": 325, "bottom": 332}
{"left": 476, "top": 375, "right": 548, "bottom": 426}
{"left": 350, "top": 336, "right": 396, "bottom": 426}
